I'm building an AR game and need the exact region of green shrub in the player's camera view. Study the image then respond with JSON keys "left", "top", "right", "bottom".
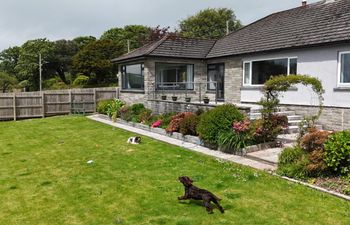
{"left": 324, "top": 131, "right": 350, "bottom": 175}
{"left": 106, "top": 99, "right": 125, "bottom": 121}
{"left": 72, "top": 74, "right": 89, "bottom": 87}
{"left": 197, "top": 104, "right": 244, "bottom": 147}
{"left": 219, "top": 119, "right": 252, "bottom": 153}
{"left": 218, "top": 132, "right": 249, "bottom": 154}
{"left": 97, "top": 99, "right": 114, "bottom": 115}
{"left": 138, "top": 108, "right": 153, "bottom": 123}
{"left": 179, "top": 114, "right": 200, "bottom": 136}
{"left": 119, "top": 106, "right": 133, "bottom": 121}
{"left": 130, "top": 103, "right": 146, "bottom": 115}
{"left": 277, "top": 147, "right": 310, "bottom": 179}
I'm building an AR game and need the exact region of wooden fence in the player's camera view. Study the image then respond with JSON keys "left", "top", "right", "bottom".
{"left": 0, "top": 87, "right": 119, "bottom": 121}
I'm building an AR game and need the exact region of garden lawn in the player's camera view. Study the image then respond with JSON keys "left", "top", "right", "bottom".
{"left": 0, "top": 116, "right": 349, "bottom": 225}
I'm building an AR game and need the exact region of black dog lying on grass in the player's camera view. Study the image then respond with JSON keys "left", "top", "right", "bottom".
{"left": 178, "top": 176, "right": 224, "bottom": 214}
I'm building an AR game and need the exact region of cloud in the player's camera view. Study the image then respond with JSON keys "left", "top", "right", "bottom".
{"left": 0, "top": 0, "right": 319, "bottom": 50}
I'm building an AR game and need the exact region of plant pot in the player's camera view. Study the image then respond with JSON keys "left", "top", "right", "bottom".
{"left": 185, "top": 97, "right": 191, "bottom": 103}
{"left": 172, "top": 96, "right": 178, "bottom": 101}
{"left": 161, "top": 95, "right": 167, "bottom": 100}
{"left": 203, "top": 98, "right": 210, "bottom": 104}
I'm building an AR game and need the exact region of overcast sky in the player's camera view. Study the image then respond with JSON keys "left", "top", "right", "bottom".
{"left": 0, "top": 0, "right": 319, "bottom": 51}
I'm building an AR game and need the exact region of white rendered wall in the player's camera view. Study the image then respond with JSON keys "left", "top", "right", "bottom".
{"left": 240, "top": 44, "right": 350, "bottom": 107}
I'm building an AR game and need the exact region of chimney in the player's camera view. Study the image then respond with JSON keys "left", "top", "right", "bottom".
{"left": 302, "top": 0, "right": 307, "bottom": 6}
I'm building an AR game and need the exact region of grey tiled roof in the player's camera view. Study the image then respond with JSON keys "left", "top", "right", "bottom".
{"left": 207, "top": 0, "right": 350, "bottom": 58}
{"left": 112, "top": 35, "right": 216, "bottom": 62}
{"left": 112, "top": 0, "right": 350, "bottom": 62}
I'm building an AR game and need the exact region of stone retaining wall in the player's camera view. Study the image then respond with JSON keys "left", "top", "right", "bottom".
{"left": 147, "top": 100, "right": 250, "bottom": 115}
{"left": 284, "top": 105, "right": 350, "bottom": 131}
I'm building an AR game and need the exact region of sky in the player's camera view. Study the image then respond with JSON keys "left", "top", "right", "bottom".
{"left": 0, "top": 0, "right": 319, "bottom": 51}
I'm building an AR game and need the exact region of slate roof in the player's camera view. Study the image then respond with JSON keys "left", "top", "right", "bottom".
{"left": 207, "top": 0, "right": 350, "bottom": 58}
{"left": 112, "top": 35, "right": 216, "bottom": 62}
{"left": 112, "top": 0, "right": 350, "bottom": 62}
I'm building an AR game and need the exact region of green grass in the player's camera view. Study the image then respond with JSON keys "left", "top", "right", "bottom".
{"left": 0, "top": 116, "right": 349, "bottom": 225}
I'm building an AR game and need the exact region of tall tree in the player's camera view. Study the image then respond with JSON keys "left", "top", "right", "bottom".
{"left": 73, "top": 36, "right": 96, "bottom": 50}
{"left": 0, "top": 46, "right": 21, "bottom": 77}
{"left": 47, "top": 40, "right": 79, "bottom": 84}
{"left": 179, "top": 8, "right": 242, "bottom": 39}
{"left": 15, "top": 39, "right": 54, "bottom": 91}
{"left": 100, "top": 25, "right": 150, "bottom": 53}
{"left": 0, "top": 71, "right": 17, "bottom": 93}
{"left": 72, "top": 39, "right": 124, "bottom": 84}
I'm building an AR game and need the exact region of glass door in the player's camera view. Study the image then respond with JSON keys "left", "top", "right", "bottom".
{"left": 207, "top": 63, "right": 225, "bottom": 101}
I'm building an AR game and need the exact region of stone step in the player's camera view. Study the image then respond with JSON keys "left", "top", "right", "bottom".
{"left": 287, "top": 115, "right": 303, "bottom": 120}
{"left": 277, "top": 134, "right": 298, "bottom": 143}
{"left": 288, "top": 120, "right": 303, "bottom": 126}
{"left": 245, "top": 147, "right": 284, "bottom": 166}
{"left": 287, "top": 124, "right": 323, "bottom": 134}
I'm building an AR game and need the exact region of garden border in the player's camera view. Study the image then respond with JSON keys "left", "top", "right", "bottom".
{"left": 97, "top": 114, "right": 277, "bottom": 155}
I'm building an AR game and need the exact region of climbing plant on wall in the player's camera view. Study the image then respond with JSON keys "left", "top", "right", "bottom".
{"left": 259, "top": 74, "right": 325, "bottom": 143}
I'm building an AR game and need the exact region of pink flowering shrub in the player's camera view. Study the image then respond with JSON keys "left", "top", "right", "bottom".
{"left": 232, "top": 119, "right": 251, "bottom": 133}
{"left": 151, "top": 120, "right": 162, "bottom": 128}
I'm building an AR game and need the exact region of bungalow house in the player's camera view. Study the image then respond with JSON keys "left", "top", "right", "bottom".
{"left": 112, "top": 0, "right": 350, "bottom": 130}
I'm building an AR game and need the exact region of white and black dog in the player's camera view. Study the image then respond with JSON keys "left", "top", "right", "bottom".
{"left": 127, "top": 136, "right": 142, "bottom": 144}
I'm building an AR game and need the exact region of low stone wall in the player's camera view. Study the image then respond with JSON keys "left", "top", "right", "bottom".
{"left": 119, "top": 91, "right": 146, "bottom": 105}
{"left": 284, "top": 105, "right": 350, "bottom": 131}
{"left": 115, "top": 118, "right": 203, "bottom": 146}
{"left": 147, "top": 99, "right": 250, "bottom": 115}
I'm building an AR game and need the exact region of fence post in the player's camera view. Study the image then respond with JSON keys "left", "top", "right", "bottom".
{"left": 13, "top": 93, "right": 16, "bottom": 121}
{"left": 41, "top": 91, "right": 45, "bottom": 118}
{"left": 115, "top": 87, "right": 119, "bottom": 99}
{"left": 93, "top": 88, "right": 97, "bottom": 112}
{"left": 69, "top": 89, "right": 72, "bottom": 114}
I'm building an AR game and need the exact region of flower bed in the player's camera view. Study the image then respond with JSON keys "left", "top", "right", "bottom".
{"left": 277, "top": 128, "right": 350, "bottom": 196}
{"left": 96, "top": 99, "right": 289, "bottom": 154}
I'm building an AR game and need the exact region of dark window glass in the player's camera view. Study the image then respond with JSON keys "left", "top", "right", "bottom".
{"left": 289, "top": 58, "right": 297, "bottom": 75}
{"left": 122, "top": 64, "right": 144, "bottom": 89}
{"left": 252, "top": 59, "right": 288, "bottom": 85}
{"left": 156, "top": 63, "right": 194, "bottom": 90}
{"left": 341, "top": 53, "right": 350, "bottom": 84}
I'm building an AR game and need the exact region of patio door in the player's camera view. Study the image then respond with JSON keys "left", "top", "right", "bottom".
{"left": 207, "top": 63, "right": 225, "bottom": 101}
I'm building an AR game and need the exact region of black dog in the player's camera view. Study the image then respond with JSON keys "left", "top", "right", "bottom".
{"left": 178, "top": 176, "right": 224, "bottom": 214}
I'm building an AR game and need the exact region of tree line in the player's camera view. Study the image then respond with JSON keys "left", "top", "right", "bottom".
{"left": 0, "top": 8, "right": 241, "bottom": 92}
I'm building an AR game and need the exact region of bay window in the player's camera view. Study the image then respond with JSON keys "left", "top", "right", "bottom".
{"left": 121, "top": 64, "right": 144, "bottom": 90}
{"left": 339, "top": 52, "right": 350, "bottom": 86}
{"left": 243, "top": 57, "right": 297, "bottom": 85}
{"left": 156, "top": 63, "right": 194, "bottom": 90}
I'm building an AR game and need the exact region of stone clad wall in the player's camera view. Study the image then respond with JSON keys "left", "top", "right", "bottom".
{"left": 207, "top": 56, "right": 242, "bottom": 104}
{"left": 284, "top": 105, "right": 350, "bottom": 131}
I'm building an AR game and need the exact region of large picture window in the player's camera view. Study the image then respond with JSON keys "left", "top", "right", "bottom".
{"left": 156, "top": 63, "right": 194, "bottom": 90}
{"left": 121, "top": 64, "right": 144, "bottom": 90}
{"left": 243, "top": 58, "right": 297, "bottom": 85}
{"left": 339, "top": 52, "right": 350, "bottom": 86}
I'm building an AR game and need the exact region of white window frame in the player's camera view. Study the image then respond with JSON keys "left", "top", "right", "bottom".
{"left": 337, "top": 51, "right": 350, "bottom": 87}
{"left": 242, "top": 57, "right": 298, "bottom": 86}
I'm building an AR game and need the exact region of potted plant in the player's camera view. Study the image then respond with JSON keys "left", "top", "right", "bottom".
{"left": 172, "top": 96, "right": 178, "bottom": 101}
{"left": 185, "top": 97, "right": 191, "bottom": 102}
{"left": 203, "top": 96, "right": 210, "bottom": 104}
{"left": 161, "top": 95, "right": 167, "bottom": 100}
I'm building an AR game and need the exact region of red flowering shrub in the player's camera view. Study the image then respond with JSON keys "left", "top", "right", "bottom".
{"left": 166, "top": 112, "right": 194, "bottom": 133}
